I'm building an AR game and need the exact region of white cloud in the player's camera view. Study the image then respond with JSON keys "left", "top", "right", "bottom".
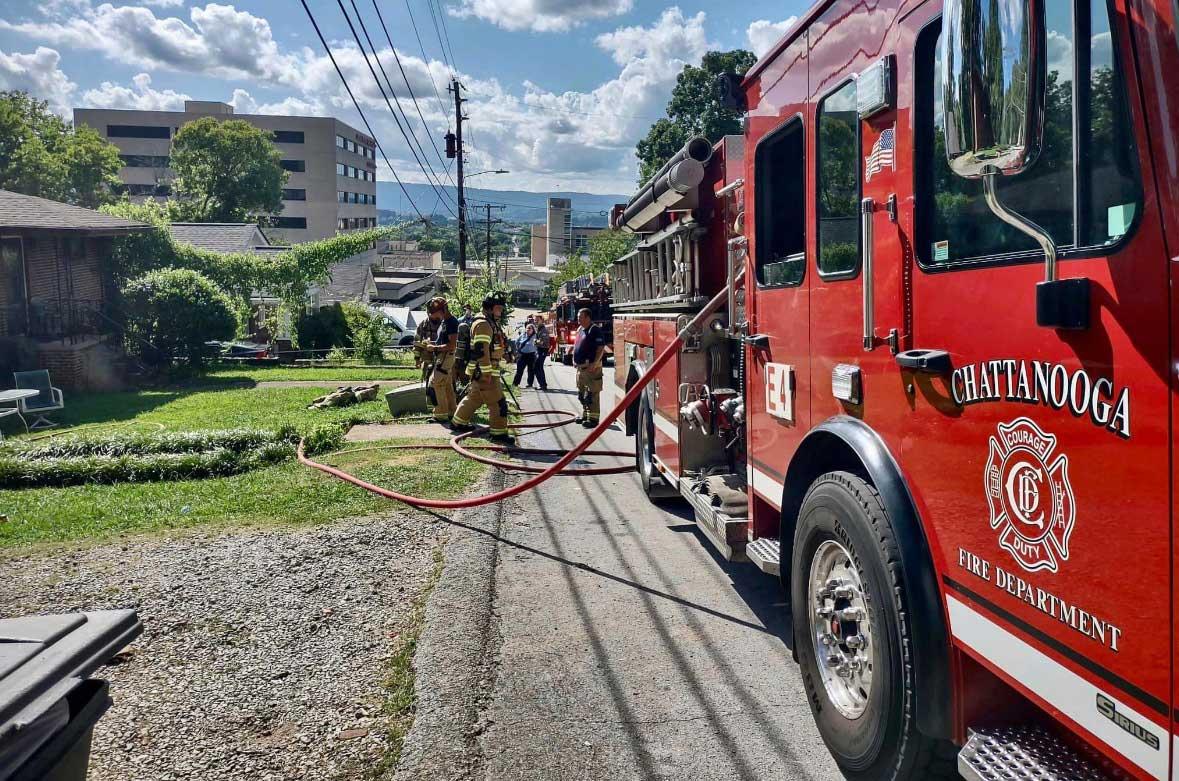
{"left": 0, "top": 1, "right": 717, "bottom": 192}
{"left": 746, "top": 17, "right": 797, "bottom": 57}
{"left": 82, "top": 72, "right": 190, "bottom": 110}
{"left": 0, "top": 46, "right": 77, "bottom": 114}
{"left": 141, "top": 0, "right": 185, "bottom": 7}
{"left": 450, "top": 0, "right": 631, "bottom": 33}
{"left": 0, "top": 3, "right": 303, "bottom": 84}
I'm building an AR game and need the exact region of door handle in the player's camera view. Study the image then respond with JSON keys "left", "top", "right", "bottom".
{"left": 861, "top": 197, "right": 875, "bottom": 351}
{"left": 895, "top": 349, "right": 952, "bottom": 374}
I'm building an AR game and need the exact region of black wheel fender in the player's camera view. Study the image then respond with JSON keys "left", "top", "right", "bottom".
{"left": 623, "top": 361, "right": 647, "bottom": 437}
{"left": 779, "top": 415, "right": 952, "bottom": 741}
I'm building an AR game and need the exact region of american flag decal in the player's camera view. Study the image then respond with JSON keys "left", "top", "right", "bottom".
{"left": 865, "top": 125, "right": 895, "bottom": 181}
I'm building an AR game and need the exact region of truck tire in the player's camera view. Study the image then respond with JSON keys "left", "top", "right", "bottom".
{"left": 635, "top": 398, "right": 673, "bottom": 501}
{"left": 790, "top": 471, "right": 957, "bottom": 781}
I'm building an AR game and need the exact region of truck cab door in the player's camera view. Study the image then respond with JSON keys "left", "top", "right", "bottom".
{"left": 744, "top": 34, "right": 811, "bottom": 537}
{"left": 896, "top": 1, "right": 1171, "bottom": 777}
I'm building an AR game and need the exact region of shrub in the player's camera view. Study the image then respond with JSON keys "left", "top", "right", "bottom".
{"left": 341, "top": 302, "right": 394, "bottom": 363}
{"left": 122, "top": 269, "right": 237, "bottom": 366}
{"left": 1, "top": 427, "right": 296, "bottom": 459}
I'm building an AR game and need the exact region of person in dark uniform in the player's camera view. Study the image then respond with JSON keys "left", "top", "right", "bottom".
{"left": 533, "top": 318, "right": 550, "bottom": 391}
{"left": 423, "top": 296, "right": 459, "bottom": 425}
{"left": 572, "top": 307, "right": 606, "bottom": 428}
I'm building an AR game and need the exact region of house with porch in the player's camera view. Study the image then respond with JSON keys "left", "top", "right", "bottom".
{"left": 0, "top": 189, "right": 151, "bottom": 389}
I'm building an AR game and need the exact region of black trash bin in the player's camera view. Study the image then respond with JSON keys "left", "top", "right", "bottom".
{"left": 0, "top": 611, "right": 142, "bottom": 781}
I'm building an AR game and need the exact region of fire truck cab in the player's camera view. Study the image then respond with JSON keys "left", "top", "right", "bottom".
{"left": 610, "top": 0, "right": 1179, "bottom": 775}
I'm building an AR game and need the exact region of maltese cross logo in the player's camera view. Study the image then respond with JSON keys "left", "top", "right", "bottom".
{"left": 984, "top": 417, "right": 1076, "bottom": 573}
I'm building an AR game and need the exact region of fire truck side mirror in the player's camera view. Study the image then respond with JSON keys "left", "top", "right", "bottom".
{"left": 716, "top": 72, "right": 746, "bottom": 112}
{"left": 942, "top": 0, "right": 1089, "bottom": 330}
{"left": 940, "top": 0, "right": 1046, "bottom": 179}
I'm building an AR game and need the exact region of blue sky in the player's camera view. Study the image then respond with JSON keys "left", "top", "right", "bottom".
{"left": 0, "top": 0, "right": 803, "bottom": 195}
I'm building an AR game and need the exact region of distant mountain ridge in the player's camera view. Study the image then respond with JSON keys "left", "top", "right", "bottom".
{"left": 375, "top": 182, "right": 630, "bottom": 226}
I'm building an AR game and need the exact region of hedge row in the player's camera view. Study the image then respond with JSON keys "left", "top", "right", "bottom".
{"left": 0, "top": 424, "right": 345, "bottom": 489}
{"left": 1, "top": 426, "right": 299, "bottom": 459}
{"left": 0, "top": 443, "right": 295, "bottom": 489}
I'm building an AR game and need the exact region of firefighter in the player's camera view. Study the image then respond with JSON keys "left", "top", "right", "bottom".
{"left": 451, "top": 293, "right": 514, "bottom": 444}
{"left": 573, "top": 307, "right": 605, "bottom": 428}
{"left": 423, "top": 296, "right": 459, "bottom": 425}
{"left": 413, "top": 311, "right": 441, "bottom": 386}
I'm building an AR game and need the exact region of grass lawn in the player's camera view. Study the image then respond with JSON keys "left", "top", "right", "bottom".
{"left": 30, "top": 386, "right": 400, "bottom": 435}
{"left": 195, "top": 364, "right": 419, "bottom": 385}
{"left": 0, "top": 439, "right": 484, "bottom": 548}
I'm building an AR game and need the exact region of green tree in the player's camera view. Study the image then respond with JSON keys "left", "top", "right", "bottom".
{"left": 0, "top": 90, "right": 123, "bottom": 207}
{"left": 170, "top": 117, "right": 287, "bottom": 222}
{"left": 121, "top": 268, "right": 238, "bottom": 366}
{"left": 635, "top": 50, "right": 757, "bottom": 183}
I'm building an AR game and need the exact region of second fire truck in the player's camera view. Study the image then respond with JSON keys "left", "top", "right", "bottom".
{"left": 609, "top": 0, "right": 1177, "bottom": 775}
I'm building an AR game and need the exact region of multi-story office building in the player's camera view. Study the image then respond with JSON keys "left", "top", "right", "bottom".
{"left": 73, "top": 101, "right": 377, "bottom": 243}
{"left": 529, "top": 197, "right": 604, "bottom": 267}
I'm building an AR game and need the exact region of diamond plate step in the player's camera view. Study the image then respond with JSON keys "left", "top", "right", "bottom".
{"left": 746, "top": 538, "right": 780, "bottom": 577}
{"left": 958, "top": 726, "right": 1117, "bottom": 781}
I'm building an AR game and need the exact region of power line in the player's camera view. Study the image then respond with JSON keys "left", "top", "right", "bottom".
{"left": 299, "top": 0, "right": 427, "bottom": 223}
{"left": 429, "top": 0, "right": 458, "bottom": 69}
{"left": 336, "top": 0, "right": 456, "bottom": 218}
{"left": 463, "top": 94, "right": 665, "bottom": 122}
{"left": 422, "top": 0, "right": 453, "bottom": 69}
{"left": 403, "top": 0, "right": 450, "bottom": 131}
{"left": 368, "top": 0, "right": 455, "bottom": 187}
{"left": 466, "top": 196, "right": 610, "bottom": 216}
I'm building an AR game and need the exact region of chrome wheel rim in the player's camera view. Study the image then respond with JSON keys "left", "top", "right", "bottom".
{"left": 808, "top": 539, "right": 874, "bottom": 719}
{"left": 638, "top": 408, "right": 653, "bottom": 479}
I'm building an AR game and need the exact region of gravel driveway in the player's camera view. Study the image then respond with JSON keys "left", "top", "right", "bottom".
{"left": 0, "top": 514, "right": 445, "bottom": 781}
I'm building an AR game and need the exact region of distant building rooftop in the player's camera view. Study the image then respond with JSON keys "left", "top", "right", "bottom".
{"left": 167, "top": 223, "right": 280, "bottom": 255}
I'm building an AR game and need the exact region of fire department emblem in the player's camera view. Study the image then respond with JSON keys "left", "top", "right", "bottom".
{"left": 984, "top": 417, "right": 1076, "bottom": 573}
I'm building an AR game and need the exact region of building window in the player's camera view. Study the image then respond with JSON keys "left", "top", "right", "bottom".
{"left": 338, "top": 218, "right": 348, "bottom": 231}
{"left": 125, "top": 183, "right": 172, "bottom": 196}
{"left": 273, "top": 130, "right": 305, "bottom": 144}
{"left": 1, "top": 238, "right": 27, "bottom": 336}
{"left": 272, "top": 217, "right": 308, "bottom": 229}
{"left": 336, "top": 134, "right": 346, "bottom": 149}
{"left": 755, "top": 117, "right": 806, "bottom": 286}
{"left": 119, "top": 154, "right": 170, "bottom": 168}
{"left": 280, "top": 159, "right": 306, "bottom": 172}
{"left": 816, "top": 80, "right": 861, "bottom": 277}
{"left": 282, "top": 188, "right": 306, "bottom": 201}
{"left": 337, "top": 163, "right": 347, "bottom": 177}
{"left": 107, "top": 124, "right": 170, "bottom": 139}
{"left": 918, "top": 0, "right": 1142, "bottom": 266}
{"left": 338, "top": 191, "right": 347, "bottom": 203}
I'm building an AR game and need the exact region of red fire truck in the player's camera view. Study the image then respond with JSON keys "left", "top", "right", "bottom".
{"left": 610, "top": 0, "right": 1178, "bottom": 775}
{"left": 550, "top": 278, "right": 613, "bottom": 365}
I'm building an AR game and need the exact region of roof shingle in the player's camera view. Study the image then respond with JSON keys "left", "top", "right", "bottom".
{"left": 0, "top": 189, "right": 151, "bottom": 233}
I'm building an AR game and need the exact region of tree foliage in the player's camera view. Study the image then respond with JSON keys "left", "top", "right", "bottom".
{"left": 635, "top": 50, "right": 757, "bottom": 183}
{"left": 101, "top": 200, "right": 399, "bottom": 310}
{"left": 169, "top": 117, "right": 287, "bottom": 222}
{"left": 121, "top": 269, "right": 237, "bottom": 366}
{"left": 0, "top": 90, "right": 123, "bottom": 208}
{"left": 340, "top": 302, "right": 394, "bottom": 363}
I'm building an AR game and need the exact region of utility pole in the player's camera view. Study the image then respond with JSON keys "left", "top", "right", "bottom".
{"left": 483, "top": 203, "right": 505, "bottom": 280}
{"left": 446, "top": 79, "right": 468, "bottom": 272}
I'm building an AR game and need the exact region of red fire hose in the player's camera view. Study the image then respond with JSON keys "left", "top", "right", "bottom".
{"left": 297, "top": 282, "right": 732, "bottom": 509}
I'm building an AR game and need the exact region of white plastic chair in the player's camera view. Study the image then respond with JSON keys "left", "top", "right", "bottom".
{"left": 13, "top": 370, "right": 64, "bottom": 430}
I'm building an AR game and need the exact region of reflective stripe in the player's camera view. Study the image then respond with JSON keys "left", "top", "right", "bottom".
{"left": 452, "top": 417, "right": 471, "bottom": 425}
{"left": 472, "top": 335, "right": 492, "bottom": 344}
{"left": 947, "top": 596, "right": 1167, "bottom": 780}
{"left": 652, "top": 412, "right": 678, "bottom": 442}
{"left": 489, "top": 428, "right": 509, "bottom": 434}
{"left": 748, "top": 465, "right": 784, "bottom": 508}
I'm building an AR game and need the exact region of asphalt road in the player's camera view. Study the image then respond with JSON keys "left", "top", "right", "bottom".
{"left": 476, "top": 360, "right": 843, "bottom": 781}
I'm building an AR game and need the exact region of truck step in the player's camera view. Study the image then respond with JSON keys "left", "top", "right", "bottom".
{"left": 746, "top": 538, "right": 780, "bottom": 576}
{"left": 958, "top": 726, "right": 1117, "bottom": 781}
{"left": 681, "top": 486, "right": 748, "bottom": 561}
